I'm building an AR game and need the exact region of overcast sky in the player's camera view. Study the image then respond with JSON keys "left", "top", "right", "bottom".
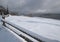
{"left": 0, "top": 0, "right": 60, "bottom": 13}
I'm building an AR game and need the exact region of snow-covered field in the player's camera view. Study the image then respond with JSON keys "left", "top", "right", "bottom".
{"left": 5, "top": 15, "right": 60, "bottom": 42}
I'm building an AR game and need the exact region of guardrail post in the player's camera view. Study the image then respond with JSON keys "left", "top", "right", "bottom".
{"left": 2, "top": 16, "right": 5, "bottom": 26}
{"left": 2, "top": 12, "right": 5, "bottom": 26}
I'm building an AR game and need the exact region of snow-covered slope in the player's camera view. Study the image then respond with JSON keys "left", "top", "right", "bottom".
{"left": 0, "top": 15, "right": 26, "bottom": 42}
{"left": 6, "top": 15, "right": 60, "bottom": 42}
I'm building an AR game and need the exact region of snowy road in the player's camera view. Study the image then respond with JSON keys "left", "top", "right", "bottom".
{"left": 6, "top": 15, "right": 60, "bottom": 42}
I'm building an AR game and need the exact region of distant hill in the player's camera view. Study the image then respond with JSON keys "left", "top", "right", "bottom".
{"left": 19, "top": 13, "right": 60, "bottom": 20}
{"left": 38, "top": 14, "right": 60, "bottom": 20}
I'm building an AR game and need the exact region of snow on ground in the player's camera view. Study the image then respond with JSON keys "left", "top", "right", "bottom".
{"left": 6, "top": 15, "right": 60, "bottom": 42}
{"left": 0, "top": 15, "right": 26, "bottom": 42}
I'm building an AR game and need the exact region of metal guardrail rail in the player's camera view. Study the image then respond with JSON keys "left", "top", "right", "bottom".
{"left": 1, "top": 19, "right": 43, "bottom": 42}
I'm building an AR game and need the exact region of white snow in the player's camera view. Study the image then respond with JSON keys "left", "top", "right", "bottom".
{"left": 0, "top": 15, "right": 26, "bottom": 42}
{"left": 5, "top": 15, "right": 60, "bottom": 42}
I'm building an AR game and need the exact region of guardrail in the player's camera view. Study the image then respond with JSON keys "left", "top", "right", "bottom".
{"left": 1, "top": 16, "right": 43, "bottom": 42}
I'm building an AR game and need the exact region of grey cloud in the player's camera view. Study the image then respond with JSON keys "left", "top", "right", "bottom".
{"left": 0, "top": 0, "right": 60, "bottom": 13}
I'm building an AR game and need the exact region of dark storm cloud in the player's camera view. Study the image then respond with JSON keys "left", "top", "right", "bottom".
{"left": 0, "top": 0, "right": 60, "bottom": 13}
